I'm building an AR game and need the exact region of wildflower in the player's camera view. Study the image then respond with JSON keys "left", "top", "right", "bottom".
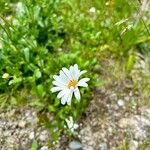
{"left": 65, "top": 116, "right": 79, "bottom": 133}
{"left": 51, "top": 64, "right": 90, "bottom": 105}
{"left": 2, "top": 73, "right": 10, "bottom": 79}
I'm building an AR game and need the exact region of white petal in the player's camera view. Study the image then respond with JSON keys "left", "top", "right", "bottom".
{"left": 59, "top": 70, "right": 69, "bottom": 83}
{"left": 62, "top": 67, "right": 72, "bottom": 80}
{"left": 78, "top": 78, "right": 90, "bottom": 83}
{"left": 74, "top": 64, "right": 79, "bottom": 72}
{"left": 53, "top": 75, "right": 61, "bottom": 82}
{"left": 50, "top": 87, "right": 62, "bottom": 93}
{"left": 53, "top": 75, "right": 59, "bottom": 80}
{"left": 77, "top": 81, "right": 88, "bottom": 87}
{"left": 74, "top": 88, "right": 80, "bottom": 100}
{"left": 52, "top": 80, "right": 66, "bottom": 88}
{"left": 57, "top": 89, "right": 67, "bottom": 99}
{"left": 69, "top": 66, "right": 75, "bottom": 79}
{"left": 53, "top": 75, "right": 67, "bottom": 85}
{"left": 67, "top": 91, "right": 73, "bottom": 105}
{"left": 61, "top": 96, "right": 67, "bottom": 105}
{"left": 73, "top": 64, "right": 80, "bottom": 80}
{"left": 61, "top": 89, "right": 70, "bottom": 105}
{"left": 79, "top": 70, "right": 87, "bottom": 76}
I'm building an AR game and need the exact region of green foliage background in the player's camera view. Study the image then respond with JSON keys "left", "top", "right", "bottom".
{"left": 0, "top": 0, "right": 149, "bottom": 145}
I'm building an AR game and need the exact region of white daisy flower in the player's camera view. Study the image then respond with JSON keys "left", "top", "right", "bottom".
{"left": 51, "top": 64, "right": 90, "bottom": 105}
{"left": 65, "top": 116, "right": 79, "bottom": 133}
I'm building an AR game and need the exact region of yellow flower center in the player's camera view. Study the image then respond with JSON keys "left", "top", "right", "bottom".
{"left": 68, "top": 80, "right": 77, "bottom": 89}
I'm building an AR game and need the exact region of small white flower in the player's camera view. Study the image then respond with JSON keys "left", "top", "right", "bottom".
{"left": 65, "top": 116, "right": 79, "bottom": 133}
{"left": 89, "top": 7, "right": 96, "bottom": 13}
{"left": 51, "top": 64, "right": 90, "bottom": 105}
{"left": 2, "top": 73, "right": 9, "bottom": 79}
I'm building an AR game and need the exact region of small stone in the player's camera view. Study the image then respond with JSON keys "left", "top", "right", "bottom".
{"left": 39, "top": 130, "right": 49, "bottom": 141}
{"left": 12, "top": 122, "right": 17, "bottom": 129}
{"left": 124, "top": 96, "right": 130, "bottom": 101}
{"left": 99, "top": 142, "right": 108, "bottom": 150}
{"left": 18, "top": 120, "right": 26, "bottom": 128}
{"left": 117, "top": 99, "right": 124, "bottom": 107}
{"left": 8, "top": 109, "right": 16, "bottom": 117}
{"left": 113, "top": 105, "right": 119, "bottom": 110}
{"left": 20, "top": 138, "right": 30, "bottom": 149}
{"left": 129, "top": 140, "right": 138, "bottom": 150}
{"left": 3, "top": 130, "right": 12, "bottom": 137}
{"left": 118, "top": 118, "right": 131, "bottom": 128}
{"left": 7, "top": 137, "right": 16, "bottom": 145}
{"left": 29, "top": 131, "right": 35, "bottom": 140}
{"left": 141, "top": 108, "right": 150, "bottom": 119}
{"left": 69, "top": 140, "right": 83, "bottom": 150}
{"left": 40, "top": 146, "right": 49, "bottom": 150}
{"left": 39, "top": 134, "right": 47, "bottom": 141}
{"left": 108, "top": 127, "right": 113, "bottom": 134}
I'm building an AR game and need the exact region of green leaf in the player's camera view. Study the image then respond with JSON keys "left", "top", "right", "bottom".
{"left": 48, "top": 105, "right": 56, "bottom": 112}
{"left": 34, "top": 69, "right": 42, "bottom": 79}
{"left": 8, "top": 77, "right": 22, "bottom": 85}
{"left": 33, "top": 5, "right": 41, "bottom": 19}
{"left": 11, "top": 96, "right": 17, "bottom": 105}
{"left": 54, "top": 99, "right": 60, "bottom": 106}
{"left": 23, "top": 48, "right": 30, "bottom": 62}
{"left": 126, "top": 55, "right": 136, "bottom": 73}
{"left": 30, "top": 140, "right": 38, "bottom": 150}
{"left": 36, "top": 84, "right": 45, "bottom": 97}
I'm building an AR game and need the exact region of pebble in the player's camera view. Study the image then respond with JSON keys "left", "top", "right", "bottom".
{"left": 39, "top": 130, "right": 49, "bottom": 141}
{"left": 99, "top": 142, "right": 108, "bottom": 150}
{"left": 3, "top": 130, "right": 12, "bottom": 137}
{"left": 69, "top": 140, "right": 83, "bottom": 150}
{"left": 29, "top": 131, "right": 35, "bottom": 140}
{"left": 117, "top": 99, "right": 124, "bottom": 107}
{"left": 40, "top": 146, "right": 49, "bottom": 150}
{"left": 18, "top": 120, "right": 26, "bottom": 128}
{"left": 129, "top": 140, "right": 138, "bottom": 150}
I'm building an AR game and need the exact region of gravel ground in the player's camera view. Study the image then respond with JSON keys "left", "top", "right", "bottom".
{"left": 0, "top": 108, "right": 51, "bottom": 150}
{"left": 77, "top": 57, "right": 150, "bottom": 150}
{"left": 78, "top": 87, "right": 150, "bottom": 150}
{"left": 0, "top": 88, "right": 149, "bottom": 150}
